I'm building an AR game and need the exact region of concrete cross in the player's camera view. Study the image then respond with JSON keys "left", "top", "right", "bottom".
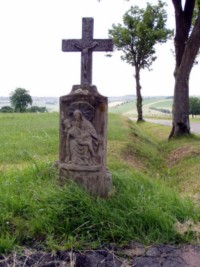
{"left": 62, "top": 17, "right": 113, "bottom": 85}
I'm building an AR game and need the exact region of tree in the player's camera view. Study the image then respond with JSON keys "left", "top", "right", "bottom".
{"left": 109, "top": 1, "right": 172, "bottom": 121}
{"left": 169, "top": 0, "right": 200, "bottom": 138}
{"left": 26, "top": 106, "right": 48, "bottom": 113}
{"left": 0, "top": 106, "right": 14, "bottom": 113}
{"left": 10, "top": 88, "right": 32, "bottom": 112}
{"left": 189, "top": 97, "right": 200, "bottom": 117}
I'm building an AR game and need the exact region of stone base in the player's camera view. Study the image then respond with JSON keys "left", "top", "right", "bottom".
{"left": 58, "top": 84, "right": 112, "bottom": 197}
{"left": 59, "top": 164, "right": 112, "bottom": 197}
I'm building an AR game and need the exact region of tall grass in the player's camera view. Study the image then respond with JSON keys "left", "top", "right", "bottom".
{"left": 0, "top": 113, "right": 59, "bottom": 166}
{"left": 0, "top": 112, "right": 199, "bottom": 253}
{"left": 0, "top": 163, "right": 198, "bottom": 253}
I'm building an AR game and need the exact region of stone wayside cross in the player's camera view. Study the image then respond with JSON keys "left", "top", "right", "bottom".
{"left": 62, "top": 17, "right": 113, "bottom": 85}
{"left": 59, "top": 17, "right": 113, "bottom": 197}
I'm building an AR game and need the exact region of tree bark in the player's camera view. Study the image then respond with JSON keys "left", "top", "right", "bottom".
{"left": 135, "top": 66, "right": 143, "bottom": 122}
{"left": 169, "top": 0, "right": 200, "bottom": 139}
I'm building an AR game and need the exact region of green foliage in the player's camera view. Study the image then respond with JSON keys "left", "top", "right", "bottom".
{"left": 10, "top": 88, "right": 32, "bottom": 112}
{"left": 189, "top": 97, "right": 200, "bottom": 116}
{"left": 26, "top": 106, "right": 48, "bottom": 113}
{"left": 109, "top": 1, "right": 172, "bottom": 121}
{"left": 192, "top": 1, "right": 200, "bottom": 26}
{"left": 0, "top": 106, "right": 14, "bottom": 113}
{"left": 109, "top": 1, "right": 173, "bottom": 70}
{"left": 149, "top": 107, "right": 171, "bottom": 114}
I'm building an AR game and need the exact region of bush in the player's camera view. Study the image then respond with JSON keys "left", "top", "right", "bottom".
{"left": 26, "top": 106, "right": 48, "bottom": 113}
{"left": 189, "top": 97, "right": 200, "bottom": 117}
{"left": 0, "top": 106, "right": 14, "bottom": 113}
{"left": 149, "top": 107, "right": 171, "bottom": 114}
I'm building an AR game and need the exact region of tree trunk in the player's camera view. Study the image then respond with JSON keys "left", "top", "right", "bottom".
{"left": 135, "top": 66, "right": 143, "bottom": 122}
{"left": 171, "top": 69, "right": 190, "bottom": 137}
{"left": 169, "top": 0, "right": 200, "bottom": 139}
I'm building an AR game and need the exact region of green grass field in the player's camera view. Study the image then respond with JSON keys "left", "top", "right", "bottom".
{"left": 0, "top": 113, "right": 59, "bottom": 167}
{"left": 0, "top": 112, "right": 200, "bottom": 253}
{"left": 109, "top": 98, "right": 173, "bottom": 116}
{"left": 148, "top": 99, "right": 173, "bottom": 108}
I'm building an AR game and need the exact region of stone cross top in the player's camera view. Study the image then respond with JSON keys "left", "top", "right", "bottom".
{"left": 62, "top": 17, "right": 113, "bottom": 85}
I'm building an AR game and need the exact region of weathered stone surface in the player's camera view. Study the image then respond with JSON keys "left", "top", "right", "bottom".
{"left": 133, "top": 257, "right": 163, "bottom": 267}
{"left": 122, "top": 241, "right": 146, "bottom": 257}
{"left": 59, "top": 84, "right": 112, "bottom": 196}
{"left": 146, "top": 246, "right": 161, "bottom": 257}
{"left": 162, "top": 259, "right": 185, "bottom": 267}
{"left": 181, "top": 246, "right": 200, "bottom": 267}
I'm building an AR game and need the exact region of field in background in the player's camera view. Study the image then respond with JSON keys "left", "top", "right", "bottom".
{"left": 1, "top": 96, "right": 173, "bottom": 115}
{"left": 109, "top": 97, "right": 173, "bottom": 117}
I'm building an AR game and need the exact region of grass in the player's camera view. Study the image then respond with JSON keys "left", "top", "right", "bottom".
{"left": 109, "top": 98, "right": 167, "bottom": 114}
{"left": 109, "top": 100, "right": 136, "bottom": 114}
{"left": 109, "top": 97, "right": 173, "bottom": 116}
{"left": 0, "top": 112, "right": 200, "bottom": 253}
{"left": 148, "top": 99, "right": 173, "bottom": 108}
{"left": 129, "top": 121, "right": 200, "bottom": 200}
{"left": 0, "top": 113, "right": 59, "bottom": 167}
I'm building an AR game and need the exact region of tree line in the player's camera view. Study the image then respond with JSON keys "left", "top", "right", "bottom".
{"left": 0, "top": 88, "right": 47, "bottom": 113}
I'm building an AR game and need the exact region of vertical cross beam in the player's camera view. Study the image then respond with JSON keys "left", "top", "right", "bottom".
{"left": 62, "top": 17, "right": 113, "bottom": 85}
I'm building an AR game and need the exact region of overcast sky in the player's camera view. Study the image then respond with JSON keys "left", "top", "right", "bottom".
{"left": 0, "top": 0, "right": 199, "bottom": 97}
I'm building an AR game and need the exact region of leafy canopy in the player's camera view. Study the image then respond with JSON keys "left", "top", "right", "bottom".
{"left": 10, "top": 88, "right": 32, "bottom": 112}
{"left": 189, "top": 97, "right": 200, "bottom": 116}
{"left": 109, "top": 1, "right": 173, "bottom": 70}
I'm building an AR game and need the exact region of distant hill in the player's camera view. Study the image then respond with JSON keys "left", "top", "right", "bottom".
{"left": 32, "top": 97, "right": 59, "bottom": 112}
{"left": 108, "top": 95, "right": 135, "bottom": 102}
{"left": 0, "top": 96, "right": 59, "bottom": 112}
{"left": 0, "top": 95, "right": 174, "bottom": 114}
{"left": 109, "top": 97, "right": 173, "bottom": 116}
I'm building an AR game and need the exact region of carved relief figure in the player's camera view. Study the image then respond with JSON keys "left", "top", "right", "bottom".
{"left": 63, "top": 110, "right": 99, "bottom": 166}
{"left": 74, "top": 42, "right": 99, "bottom": 80}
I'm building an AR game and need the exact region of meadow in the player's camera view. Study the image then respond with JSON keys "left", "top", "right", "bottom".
{"left": 0, "top": 112, "right": 200, "bottom": 253}
{"left": 109, "top": 97, "right": 173, "bottom": 116}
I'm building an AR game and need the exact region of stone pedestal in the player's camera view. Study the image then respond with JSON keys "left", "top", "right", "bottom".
{"left": 58, "top": 84, "right": 112, "bottom": 197}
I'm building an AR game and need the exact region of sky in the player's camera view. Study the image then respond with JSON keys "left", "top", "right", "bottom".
{"left": 0, "top": 0, "right": 199, "bottom": 98}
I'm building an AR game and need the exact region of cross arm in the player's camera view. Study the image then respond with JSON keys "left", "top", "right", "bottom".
{"left": 62, "top": 39, "right": 83, "bottom": 52}
{"left": 62, "top": 39, "right": 113, "bottom": 53}
{"left": 92, "top": 39, "right": 113, "bottom": 52}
